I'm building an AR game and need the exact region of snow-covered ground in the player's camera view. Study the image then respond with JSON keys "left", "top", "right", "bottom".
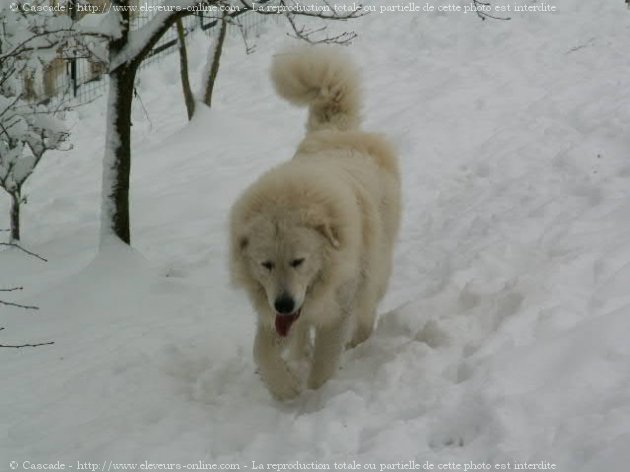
{"left": 2, "top": 1, "right": 630, "bottom": 470}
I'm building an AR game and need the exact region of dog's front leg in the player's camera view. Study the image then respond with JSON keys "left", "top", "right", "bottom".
{"left": 308, "top": 317, "right": 349, "bottom": 390}
{"left": 254, "top": 324, "right": 301, "bottom": 400}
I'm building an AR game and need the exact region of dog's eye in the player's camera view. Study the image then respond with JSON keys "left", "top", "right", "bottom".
{"left": 290, "top": 258, "right": 305, "bottom": 268}
{"left": 261, "top": 261, "right": 274, "bottom": 271}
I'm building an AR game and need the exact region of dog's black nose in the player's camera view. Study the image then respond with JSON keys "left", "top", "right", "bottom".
{"left": 274, "top": 295, "right": 295, "bottom": 314}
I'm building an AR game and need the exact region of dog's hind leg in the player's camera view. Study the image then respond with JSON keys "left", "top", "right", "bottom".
{"left": 254, "top": 324, "right": 301, "bottom": 400}
{"left": 308, "top": 316, "right": 350, "bottom": 390}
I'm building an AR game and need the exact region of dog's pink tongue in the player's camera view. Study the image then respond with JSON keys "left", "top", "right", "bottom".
{"left": 275, "top": 312, "right": 299, "bottom": 337}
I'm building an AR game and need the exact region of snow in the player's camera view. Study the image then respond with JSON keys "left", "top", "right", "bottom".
{"left": 2, "top": 0, "right": 630, "bottom": 470}
{"left": 76, "top": 7, "right": 123, "bottom": 40}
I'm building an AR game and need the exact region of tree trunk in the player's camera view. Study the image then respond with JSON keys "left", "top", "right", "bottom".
{"left": 176, "top": 19, "right": 195, "bottom": 120}
{"left": 203, "top": 14, "right": 228, "bottom": 108}
{"left": 100, "top": 65, "right": 136, "bottom": 245}
{"left": 10, "top": 188, "right": 20, "bottom": 242}
{"left": 99, "top": 0, "right": 135, "bottom": 246}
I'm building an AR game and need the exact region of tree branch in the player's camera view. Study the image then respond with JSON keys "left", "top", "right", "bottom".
{"left": 110, "top": 1, "right": 214, "bottom": 72}
{"left": 0, "top": 299, "right": 39, "bottom": 310}
{"left": 0, "top": 341, "right": 54, "bottom": 348}
{"left": 0, "top": 243, "right": 48, "bottom": 262}
{"left": 110, "top": 0, "right": 364, "bottom": 71}
{"left": 238, "top": 0, "right": 364, "bottom": 19}
{"left": 472, "top": 0, "right": 511, "bottom": 21}
{"left": 284, "top": 13, "right": 357, "bottom": 44}
{"left": 0, "top": 327, "right": 53, "bottom": 348}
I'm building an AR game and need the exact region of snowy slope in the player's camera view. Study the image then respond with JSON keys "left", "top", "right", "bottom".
{"left": 2, "top": 0, "right": 630, "bottom": 470}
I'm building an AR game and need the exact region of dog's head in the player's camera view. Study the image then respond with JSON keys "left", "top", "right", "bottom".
{"left": 232, "top": 211, "right": 340, "bottom": 337}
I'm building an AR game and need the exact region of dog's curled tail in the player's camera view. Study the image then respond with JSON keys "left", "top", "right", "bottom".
{"left": 270, "top": 46, "right": 361, "bottom": 133}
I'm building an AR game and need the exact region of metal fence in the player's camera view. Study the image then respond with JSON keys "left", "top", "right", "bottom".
{"left": 51, "top": 1, "right": 269, "bottom": 104}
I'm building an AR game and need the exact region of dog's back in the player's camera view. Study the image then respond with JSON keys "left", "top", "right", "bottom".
{"left": 270, "top": 46, "right": 401, "bottom": 254}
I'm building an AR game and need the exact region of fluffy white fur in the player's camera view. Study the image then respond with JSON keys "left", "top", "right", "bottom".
{"left": 230, "top": 46, "right": 401, "bottom": 400}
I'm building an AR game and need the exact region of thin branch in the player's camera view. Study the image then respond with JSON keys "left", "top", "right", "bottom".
{"left": 0, "top": 341, "right": 54, "bottom": 348}
{"left": 110, "top": 2, "right": 203, "bottom": 72}
{"left": 472, "top": 0, "right": 511, "bottom": 21}
{"left": 284, "top": 13, "right": 357, "bottom": 44}
{"left": 133, "top": 87, "right": 153, "bottom": 128}
{"left": 0, "top": 243, "right": 48, "bottom": 262}
{"left": 0, "top": 287, "right": 23, "bottom": 292}
{"left": 0, "top": 299, "right": 39, "bottom": 310}
{"left": 0, "top": 60, "right": 29, "bottom": 90}
{"left": 1, "top": 28, "right": 69, "bottom": 62}
{"left": 0, "top": 27, "right": 110, "bottom": 63}
{"left": 109, "top": 0, "right": 363, "bottom": 71}
{"left": 0, "top": 95, "right": 22, "bottom": 121}
{"left": 234, "top": 16, "right": 256, "bottom": 54}
{"left": 239, "top": 0, "right": 364, "bottom": 20}
{"left": 20, "top": 93, "right": 100, "bottom": 114}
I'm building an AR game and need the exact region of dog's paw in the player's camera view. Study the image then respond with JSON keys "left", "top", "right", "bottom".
{"left": 268, "top": 375, "right": 302, "bottom": 401}
{"left": 262, "top": 368, "right": 302, "bottom": 401}
{"left": 307, "top": 369, "right": 333, "bottom": 391}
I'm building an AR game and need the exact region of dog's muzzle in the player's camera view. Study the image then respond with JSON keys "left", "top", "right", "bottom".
{"left": 273, "top": 294, "right": 301, "bottom": 336}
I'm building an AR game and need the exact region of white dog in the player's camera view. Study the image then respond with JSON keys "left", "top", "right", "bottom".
{"left": 229, "top": 46, "right": 401, "bottom": 400}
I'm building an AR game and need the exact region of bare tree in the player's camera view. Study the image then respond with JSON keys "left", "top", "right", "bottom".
{"left": 202, "top": 11, "right": 228, "bottom": 108}
{"left": 176, "top": 19, "right": 196, "bottom": 120}
{"left": 99, "top": 0, "right": 362, "bottom": 245}
{"left": 0, "top": 116, "right": 69, "bottom": 241}
{"left": 0, "top": 2, "right": 78, "bottom": 241}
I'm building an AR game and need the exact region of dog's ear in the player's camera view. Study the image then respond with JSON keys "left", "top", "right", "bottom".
{"left": 306, "top": 205, "right": 341, "bottom": 249}
{"left": 316, "top": 222, "right": 341, "bottom": 249}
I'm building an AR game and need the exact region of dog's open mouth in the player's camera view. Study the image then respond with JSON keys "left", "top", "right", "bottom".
{"left": 275, "top": 310, "right": 301, "bottom": 337}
